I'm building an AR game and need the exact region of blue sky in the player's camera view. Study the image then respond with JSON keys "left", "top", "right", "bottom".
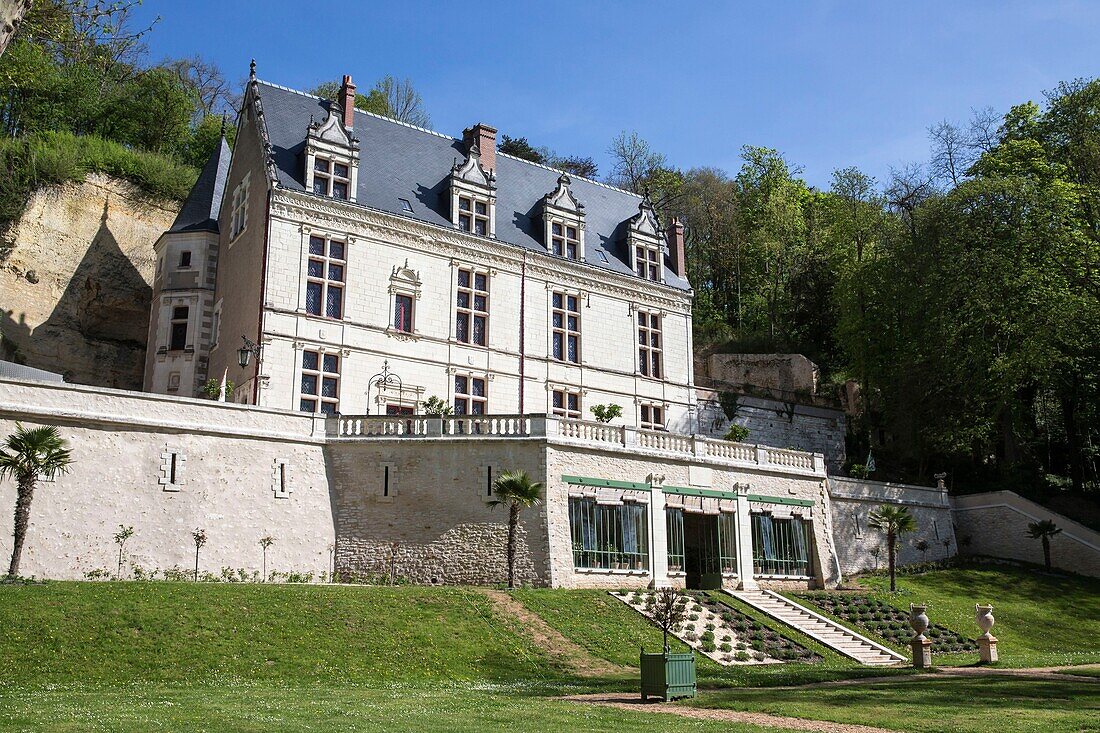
{"left": 130, "top": 1, "right": 1099, "bottom": 189}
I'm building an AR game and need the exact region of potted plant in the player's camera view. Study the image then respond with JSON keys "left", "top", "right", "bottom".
{"left": 633, "top": 555, "right": 644, "bottom": 571}
{"left": 640, "top": 588, "right": 696, "bottom": 701}
{"left": 609, "top": 544, "right": 620, "bottom": 569}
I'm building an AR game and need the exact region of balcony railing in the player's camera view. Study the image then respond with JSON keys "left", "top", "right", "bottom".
{"left": 326, "top": 414, "right": 825, "bottom": 476}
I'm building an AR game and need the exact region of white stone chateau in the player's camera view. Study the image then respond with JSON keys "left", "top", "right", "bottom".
{"left": 145, "top": 70, "right": 695, "bottom": 432}
{"left": 17, "top": 66, "right": 1056, "bottom": 593}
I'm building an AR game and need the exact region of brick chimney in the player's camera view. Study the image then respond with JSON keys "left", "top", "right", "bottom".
{"left": 339, "top": 75, "right": 356, "bottom": 130}
{"left": 463, "top": 123, "right": 497, "bottom": 174}
{"left": 667, "top": 217, "right": 686, "bottom": 278}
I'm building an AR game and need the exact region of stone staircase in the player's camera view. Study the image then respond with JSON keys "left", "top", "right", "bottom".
{"left": 724, "top": 589, "right": 907, "bottom": 666}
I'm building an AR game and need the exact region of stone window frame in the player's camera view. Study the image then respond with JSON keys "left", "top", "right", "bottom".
{"left": 453, "top": 372, "right": 488, "bottom": 415}
{"left": 550, "top": 387, "right": 582, "bottom": 419}
{"left": 550, "top": 291, "right": 581, "bottom": 364}
{"left": 298, "top": 347, "right": 340, "bottom": 415}
{"left": 167, "top": 371, "right": 181, "bottom": 393}
{"left": 311, "top": 156, "right": 351, "bottom": 200}
{"left": 636, "top": 308, "right": 664, "bottom": 380}
{"left": 479, "top": 464, "right": 496, "bottom": 503}
{"left": 638, "top": 402, "right": 666, "bottom": 431}
{"left": 210, "top": 299, "right": 223, "bottom": 350}
{"left": 304, "top": 234, "right": 346, "bottom": 320}
{"left": 229, "top": 172, "right": 249, "bottom": 242}
{"left": 178, "top": 250, "right": 193, "bottom": 270}
{"left": 454, "top": 266, "right": 490, "bottom": 347}
{"left": 168, "top": 305, "right": 190, "bottom": 352}
{"left": 377, "top": 461, "right": 396, "bottom": 503}
{"left": 387, "top": 263, "right": 421, "bottom": 339}
{"left": 159, "top": 445, "right": 185, "bottom": 490}
{"left": 271, "top": 458, "right": 291, "bottom": 499}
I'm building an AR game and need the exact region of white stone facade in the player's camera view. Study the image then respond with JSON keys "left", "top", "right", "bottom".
{"left": 240, "top": 191, "right": 696, "bottom": 431}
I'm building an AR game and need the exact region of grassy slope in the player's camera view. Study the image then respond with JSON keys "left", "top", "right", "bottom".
{"left": 512, "top": 589, "right": 914, "bottom": 688}
{"left": 854, "top": 564, "right": 1100, "bottom": 667}
{"left": 0, "top": 582, "right": 557, "bottom": 686}
{"left": 1, "top": 570, "right": 1097, "bottom": 733}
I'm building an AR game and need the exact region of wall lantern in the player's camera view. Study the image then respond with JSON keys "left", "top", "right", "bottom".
{"left": 237, "top": 336, "right": 263, "bottom": 368}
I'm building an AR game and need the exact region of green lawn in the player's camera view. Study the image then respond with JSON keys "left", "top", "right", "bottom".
{"left": 0, "top": 686, "right": 792, "bottom": 733}
{"left": 694, "top": 676, "right": 1100, "bottom": 733}
{"left": 1, "top": 569, "right": 1097, "bottom": 732}
{"left": 853, "top": 564, "right": 1100, "bottom": 667}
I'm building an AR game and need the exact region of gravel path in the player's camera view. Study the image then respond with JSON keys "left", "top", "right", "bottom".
{"left": 562, "top": 693, "right": 897, "bottom": 733}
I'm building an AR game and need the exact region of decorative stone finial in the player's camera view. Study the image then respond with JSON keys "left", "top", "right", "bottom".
{"left": 249, "top": 58, "right": 257, "bottom": 81}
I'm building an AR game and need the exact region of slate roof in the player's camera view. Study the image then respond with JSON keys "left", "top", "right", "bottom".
{"left": 253, "top": 80, "right": 690, "bottom": 291}
{"left": 169, "top": 136, "right": 232, "bottom": 233}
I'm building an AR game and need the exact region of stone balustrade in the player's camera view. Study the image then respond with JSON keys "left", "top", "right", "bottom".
{"left": 328, "top": 413, "right": 826, "bottom": 477}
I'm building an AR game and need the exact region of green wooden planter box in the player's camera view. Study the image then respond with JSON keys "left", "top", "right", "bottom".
{"left": 639, "top": 648, "right": 696, "bottom": 701}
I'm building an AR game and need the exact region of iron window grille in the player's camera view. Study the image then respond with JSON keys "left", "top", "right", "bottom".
{"left": 306, "top": 236, "right": 345, "bottom": 319}
{"left": 455, "top": 269, "right": 488, "bottom": 346}
{"left": 300, "top": 350, "right": 340, "bottom": 414}
{"left": 637, "top": 311, "right": 663, "bottom": 379}
{"left": 551, "top": 292, "right": 580, "bottom": 363}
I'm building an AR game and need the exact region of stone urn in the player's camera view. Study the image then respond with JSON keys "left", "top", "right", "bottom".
{"left": 975, "top": 604, "right": 995, "bottom": 639}
{"left": 909, "top": 603, "right": 930, "bottom": 640}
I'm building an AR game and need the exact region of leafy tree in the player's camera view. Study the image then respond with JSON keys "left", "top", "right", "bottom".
{"left": 589, "top": 404, "right": 622, "bottom": 423}
{"left": 191, "top": 528, "right": 206, "bottom": 581}
{"left": 421, "top": 396, "right": 453, "bottom": 416}
{"left": 180, "top": 112, "right": 235, "bottom": 170}
{"left": 868, "top": 505, "right": 916, "bottom": 591}
{"left": 309, "top": 79, "right": 389, "bottom": 117}
{"left": 487, "top": 470, "right": 542, "bottom": 589}
{"left": 498, "top": 134, "right": 546, "bottom": 164}
{"left": 650, "top": 587, "right": 688, "bottom": 652}
{"left": 1026, "top": 519, "right": 1062, "bottom": 570}
{"left": 554, "top": 155, "right": 597, "bottom": 179}
{"left": 113, "top": 524, "right": 133, "bottom": 580}
{"left": 0, "top": 423, "right": 73, "bottom": 577}
{"left": 259, "top": 535, "right": 274, "bottom": 581}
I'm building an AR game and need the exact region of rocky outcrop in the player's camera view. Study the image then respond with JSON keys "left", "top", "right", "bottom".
{"left": 0, "top": 174, "right": 180, "bottom": 388}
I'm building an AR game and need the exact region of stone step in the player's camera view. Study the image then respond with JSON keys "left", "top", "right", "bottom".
{"left": 724, "top": 589, "right": 907, "bottom": 667}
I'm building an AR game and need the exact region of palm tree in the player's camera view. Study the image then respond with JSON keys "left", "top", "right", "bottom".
{"left": 1026, "top": 519, "right": 1062, "bottom": 570}
{"left": 0, "top": 424, "right": 73, "bottom": 577}
{"left": 868, "top": 505, "right": 917, "bottom": 592}
{"left": 487, "top": 470, "right": 543, "bottom": 589}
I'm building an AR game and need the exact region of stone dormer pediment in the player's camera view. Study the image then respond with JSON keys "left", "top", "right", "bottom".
{"left": 308, "top": 104, "right": 358, "bottom": 148}
{"left": 628, "top": 196, "right": 661, "bottom": 238}
{"left": 543, "top": 174, "right": 584, "bottom": 215}
{"left": 451, "top": 145, "right": 496, "bottom": 190}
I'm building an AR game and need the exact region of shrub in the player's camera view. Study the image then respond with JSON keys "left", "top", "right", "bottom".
{"left": 719, "top": 642, "right": 732, "bottom": 652}
{"left": 724, "top": 424, "right": 750, "bottom": 442}
{"left": 735, "top": 651, "right": 750, "bottom": 662}
{"left": 701, "top": 640, "right": 716, "bottom": 653}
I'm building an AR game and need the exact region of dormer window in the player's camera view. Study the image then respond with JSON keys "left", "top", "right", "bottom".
{"left": 313, "top": 158, "right": 350, "bottom": 200}
{"left": 304, "top": 98, "right": 359, "bottom": 204}
{"left": 449, "top": 143, "right": 496, "bottom": 238}
{"left": 542, "top": 174, "right": 585, "bottom": 261}
{"left": 551, "top": 223, "right": 579, "bottom": 259}
{"left": 635, "top": 242, "right": 660, "bottom": 281}
{"left": 627, "top": 197, "right": 664, "bottom": 283}
{"left": 457, "top": 195, "right": 489, "bottom": 235}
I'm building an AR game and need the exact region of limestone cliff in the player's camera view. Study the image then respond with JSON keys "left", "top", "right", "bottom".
{"left": 0, "top": 174, "right": 180, "bottom": 388}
